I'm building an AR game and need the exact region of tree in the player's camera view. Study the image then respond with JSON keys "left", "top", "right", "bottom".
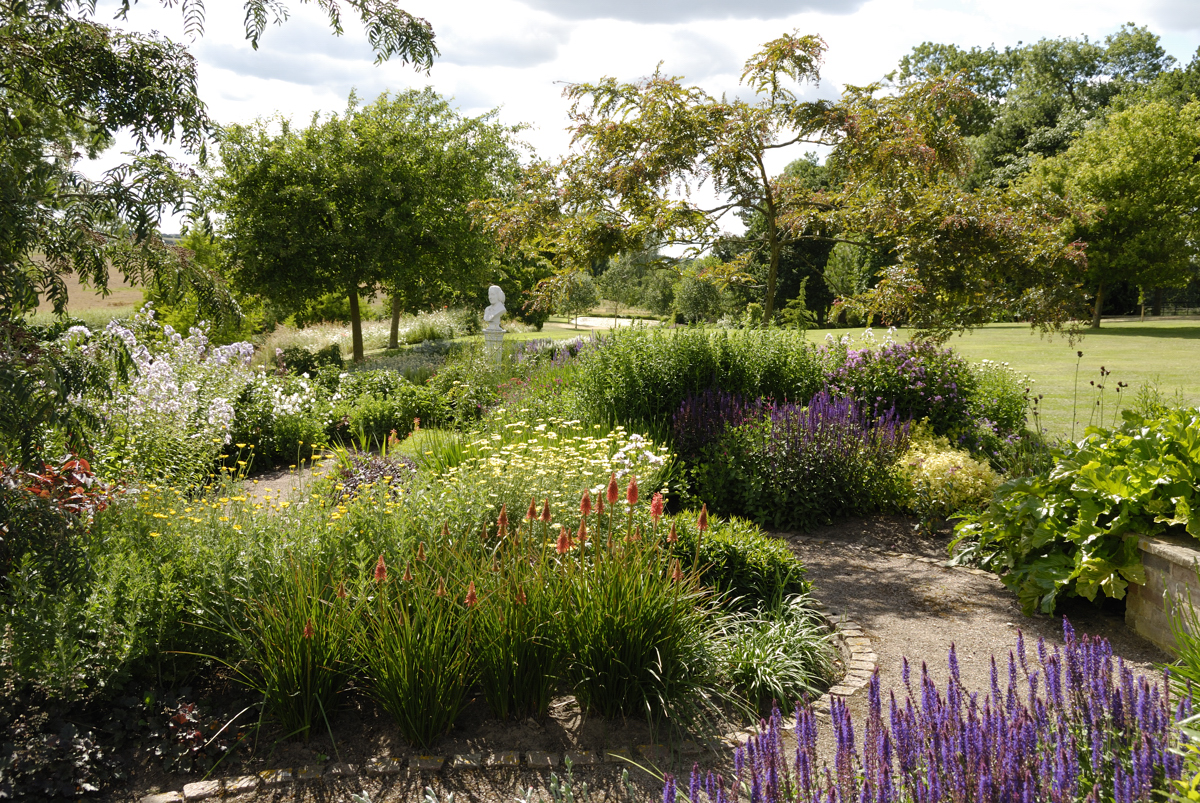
{"left": 213, "top": 89, "right": 521, "bottom": 361}
{"left": 558, "top": 272, "right": 598, "bottom": 328}
{"left": 1022, "top": 100, "right": 1200, "bottom": 327}
{"left": 892, "top": 25, "right": 1174, "bottom": 188}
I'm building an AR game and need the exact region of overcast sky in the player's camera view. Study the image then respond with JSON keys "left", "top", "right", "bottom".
{"left": 92, "top": 0, "right": 1200, "bottom": 227}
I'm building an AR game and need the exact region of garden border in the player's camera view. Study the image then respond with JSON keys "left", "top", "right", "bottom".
{"left": 136, "top": 604, "right": 880, "bottom": 803}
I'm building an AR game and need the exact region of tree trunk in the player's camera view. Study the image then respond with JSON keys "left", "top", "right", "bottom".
{"left": 1153, "top": 287, "right": 1164, "bottom": 317}
{"left": 1090, "top": 281, "right": 1104, "bottom": 329}
{"left": 349, "top": 286, "right": 364, "bottom": 362}
{"left": 388, "top": 294, "right": 401, "bottom": 350}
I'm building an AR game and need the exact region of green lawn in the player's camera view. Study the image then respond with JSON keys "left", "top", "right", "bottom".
{"left": 834, "top": 320, "right": 1200, "bottom": 440}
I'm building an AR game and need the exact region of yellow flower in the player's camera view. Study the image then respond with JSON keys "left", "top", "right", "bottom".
{"left": 149, "top": 532, "right": 161, "bottom": 537}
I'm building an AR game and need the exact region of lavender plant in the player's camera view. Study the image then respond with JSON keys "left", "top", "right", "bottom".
{"left": 688, "top": 391, "right": 909, "bottom": 531}
{"left": 666, "top": 620, "right": 1191, "bottom": 803}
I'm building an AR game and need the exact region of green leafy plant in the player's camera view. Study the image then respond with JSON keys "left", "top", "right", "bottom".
{"left": 670, "top": 515, "right": 809, "bottom": 609}
{"left": 898, "top": 423, "right": 1000, "bottom": 533}
{"left": 356, "top": 551, "right": 475, "bottom": 748}
{"left": 953, "top": 405, "right": 1200, "bottom": 614}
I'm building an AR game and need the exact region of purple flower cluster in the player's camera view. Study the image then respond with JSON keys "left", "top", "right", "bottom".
{"left": 673, "top": 391, "right": 771, "bottom": 458}
{"left": 665, "top": 620, "right": 1190, "bottom": 803}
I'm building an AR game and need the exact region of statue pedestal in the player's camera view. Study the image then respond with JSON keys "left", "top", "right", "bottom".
{"left": 483, "top": 329, "right": 505, "bottom": 364}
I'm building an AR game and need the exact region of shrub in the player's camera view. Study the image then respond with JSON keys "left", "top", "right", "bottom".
{"left": 573, "top": 328, "right": 824, "bottom": 428}
{"left": 329, "top": 449, "right": 418, "bottom": 503}
{"left": 280, "top": 343, "right": 343, "bottom": 376}
{"left": 824, "top": 339, "right": 976, "bottom": 438}
{"left": 898, "top": 425, "right": 1000, "bottom": 531}
{"left": 952, "top": 405, "right": 1200, "bottom": 615}
{"left": 669, "top": 620, "right": 1189, "bottom": 803}
{"left": 330, "top": 369, "right": 447, "bottom": 446}
{"left": 689, "top": 392, "right": 909, "bottom": 531}
{"left": 227, "top": 372, "right": 332, "bottom": 467}
{"left": 675, "top": 276, "right": 722, "bottom": 323}
{"left": 670, "top": 515, "right": 809, "bottom": 608}
{"left": 710, "top": 596, "right": 835, "bottom": 715}
{"left": 672, "top": 391, "right": 769, "bottom": 460}
{"left": 967, "top": 358, "right": 1029, "bottom": 436}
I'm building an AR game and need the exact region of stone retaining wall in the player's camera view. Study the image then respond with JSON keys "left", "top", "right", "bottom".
{"left": 1126, "top": 532, "right": 1200, "bottom": 652}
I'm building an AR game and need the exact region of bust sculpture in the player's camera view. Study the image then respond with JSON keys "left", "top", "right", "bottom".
{"left": 483, "top": 285, "right": 506, "bottom": 332}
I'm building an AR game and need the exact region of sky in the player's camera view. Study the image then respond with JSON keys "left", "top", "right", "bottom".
{"left": 91, "top": 0, "right": 1200, "bottom": 227}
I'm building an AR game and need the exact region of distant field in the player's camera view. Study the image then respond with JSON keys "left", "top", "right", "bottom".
{"left": 831, "top": 320, "right": 1200, "bottom": 440}
{"left": 29, "top": 272, "right": 142, "bottom": 327}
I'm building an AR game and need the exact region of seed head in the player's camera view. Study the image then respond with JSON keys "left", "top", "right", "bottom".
{"left": 374, "top": 554, "right": 388, "bottom": 583}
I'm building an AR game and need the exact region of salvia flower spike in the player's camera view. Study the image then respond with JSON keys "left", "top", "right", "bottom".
{"left": 374, "top": 554, "right": 388, "bottom": 583}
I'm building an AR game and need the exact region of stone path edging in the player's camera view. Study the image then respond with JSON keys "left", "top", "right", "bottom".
{"left": 139, "top": 543, "right": 985, "bottom": 802}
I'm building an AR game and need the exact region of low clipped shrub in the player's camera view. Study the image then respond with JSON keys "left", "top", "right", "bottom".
{"left": 671, "top": 515, "right": 808, "bottom": 608}
{"left": 689, "top": 392, "right": 909, "bottom": 531}
{"left": 330, "top": 370, "right": 447, "bottom": 446}
{"left": 953, "top": 405, "right": 1200, "bottom": 614}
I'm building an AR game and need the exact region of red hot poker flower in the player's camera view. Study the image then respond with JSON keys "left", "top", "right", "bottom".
{"left": 303, "top": 619, "right": 314, "bottom": 639}
{"left": 465, "top": 581, "right": 478, "bottom": 608}
{"left": 697, "top": 504, "right": 709, "bottom": 533}
{"left": 556, "top": 529, "right": 572, "bottom": 554}
{"left": 403, "top": 563, "right": 413, "bottom": 582}
{"left": 667, "top": 522, "right": 678, "bottom": 544}
{"left": 606, "top": 473, "right": 620, "bottom": 506}
{"left": 515, "top": 587, "right": 527, "bottom": 605}
{"left": 540, "top": 498, "right": 552, "bottom": 523}
{"left": 596, "top": 496, "right": 605, "bottom": 516}
{"left": 626, "top": 476, "right": 638, "bottom": 506}
{"left": 436, "top": 577, "right": 448, "bottom": 598}
{"left": 374, "top": 554, "right": 388, "bottom": 583}
{"left": 670, "top": 559, "right": 683, "bottom": 583}
{"left": 578, "top": 519, "right": 588, "bottom": 547}
{"left": 580, "top": 489, "right": 593, "bottom": 518}
{"left": 650, "top": 492, "right": 664, "bottom": 524}
{"left": 336, "top": 581, "right": 347, "bottom": 599}
{"left": 497, "top": 504, "right": 509, "bottom": 536}
{"left": 417, "top": 542, "right": 426, "bottom": 562}
{"left": 526, "top": 497, "right": 538, "bottom": 521}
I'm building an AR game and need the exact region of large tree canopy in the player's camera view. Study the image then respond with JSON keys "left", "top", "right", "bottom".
{"left": 1022, "top": 100, "right": 1200, "bottom": 327}
{"left": 0, "top": 0, "right": 436, "bottom": 322}
{"left": 213, "top": 89, "right": 522, "bottom": 361}
{"left": 482, "top": 31, "right": 1088, "bottom": 340}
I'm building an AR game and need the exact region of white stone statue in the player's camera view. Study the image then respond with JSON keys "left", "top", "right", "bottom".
{"left": 483, "top": 285, "right": 506, "bottom": 333}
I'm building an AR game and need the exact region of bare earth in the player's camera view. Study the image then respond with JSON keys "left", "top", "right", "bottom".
{"left": 120, "top": 515, "right": 1171, "bottom": 803}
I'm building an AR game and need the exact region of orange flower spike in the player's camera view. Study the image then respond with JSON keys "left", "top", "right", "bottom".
{"left": 580, "top": 489, "right": 592, "bottom": 518}
{"left": 606, "top": 473, "right": 619, "bottom": 506}
{"left": 577, "top": 519, "right": 588, "bottom": 547}
{"left": 416, "top": 541, "right": 426, "bottom": 562}
{"left": 302, "top": 619, "right": 314, "bottom": 639}
{"left": 403, "top": 563, "right": 413, "bottom": 582}
{"left": 596, "top": 496, "right": 605, "bottom": 516}
{"left": 374, "top": 554, "right": 388, "bottom": 583}
{"left": 670, "top": 559, "right": 683, "bottom": 583}
{"left": 465, "top": 581, "right": 478, "bottom": 608}
{"left": 667, "top": 522, "right": 678, "bottom": 544}
{"left": 436, "top": 577, "right": 448, "bottom": 598}
{"left": 626, "top": 476, "right": 638, "bottom": 507}
{"left": 556, "top": 530, "right": 571, "bottom": 555}
{"left": 650, "top": 492, "right": 664, "bottom": 525}
{"left": 697, "top": 504, "right": 709, "bottom": 533}
{"left": 497, "top": 503, "right": 509, "bottom": 536}
{"left": 526, "top": 497, "right": 538, "bottom": 521}
{"left": 441, "top": 522, "right": 451, "bottom": 539}
{"left": 540, "top": 498, "right": 552, "bottom": 523}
